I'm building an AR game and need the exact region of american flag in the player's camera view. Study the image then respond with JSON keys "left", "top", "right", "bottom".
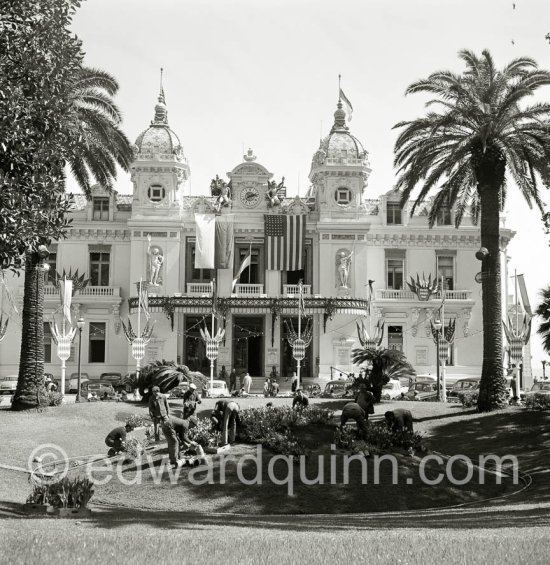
{"left": 264, "top": 214, "right": 305, "bottom": 271}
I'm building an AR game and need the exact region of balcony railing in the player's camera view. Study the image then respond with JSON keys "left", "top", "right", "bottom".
{"left": 234, "top": 284, "right": 264, "bottom": 296}
{"left": 186, "top": 283, "right": 212, "bottom": 296}
{"left": 283, "top": 284, "right": 311, "bottom": 296}
{"left": 376, "top": 289, "right": 472, "bottom": 300}
{"left": 43, "top": 285, "right": 120, "bottom": 297}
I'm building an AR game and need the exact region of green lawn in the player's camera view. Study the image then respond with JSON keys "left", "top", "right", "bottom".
{"left": 1, "top": 398, "right": 549, "bottom": 564}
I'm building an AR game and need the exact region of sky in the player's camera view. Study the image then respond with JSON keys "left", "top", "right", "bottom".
{"left": 69, "top": 0, "right": 550, "bottom": 372}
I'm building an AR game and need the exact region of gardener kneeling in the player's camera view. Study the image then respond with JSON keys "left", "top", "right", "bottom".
{"left": 340, "top": 402, "right": 368, "bottom": 440}
{"left": 384, "top": 408, "right": 414, "bottom": 433}
{"left": 105, "top": 423, "right": 135, "bottom": 456}
{"left": 211, "top": 399, "right": 240, "bottom": 445}
{"left": 161, "top": 416, "right": 199, "bottom": 468}
{"left": 292, "top": 389, "right": 309, "bottom": 409}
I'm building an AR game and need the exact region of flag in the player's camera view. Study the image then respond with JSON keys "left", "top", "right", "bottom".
{"left": 232, "top": 252, "right": 252, "bottom": 292}
{"left": 195, "top": 214, "right": 235, "bottom": 270}
{"left": 58, "top": 278, "right": 72, "bottom": 323}
{"left": 339, "top": 88, "right": 353, "bottom": 121}
{"left": 214, "top": 215, "right": 234, "bottom": 269}
{"left": 517, "top": 274, "right": 532, "bottom": 316}
{"left": 195, "top": 214, "right": 216, "bottom": 269}
{"left": 211, "top": 279, "right": 217, "bottom": 316}
{"left": 264, "top": 214, "right": 305, "bottom": 271}
{"left": 136, "top": 280, "right": 150, "bottom": 321}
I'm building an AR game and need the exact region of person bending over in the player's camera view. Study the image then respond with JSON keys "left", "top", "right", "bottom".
{"left": 384, "top": 408, "right": 413, "bottom": 433}
{"left": 105, "top": 423, "right": 134, "bottom": 456}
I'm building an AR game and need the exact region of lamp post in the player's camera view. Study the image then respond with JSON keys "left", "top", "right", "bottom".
{"left": 542, "top": 360, "right": 546, "bottom": 381}
{"left": 76, "top": 317, "right": 85, "bottom": 402}
{"left": 433, "top": 318, "right": 442, "bottom": 401}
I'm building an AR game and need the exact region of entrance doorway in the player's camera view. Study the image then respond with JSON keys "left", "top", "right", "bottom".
{"left": 281, "top": 317, "right": 313, "bottom": 382}
{"left": 184, "top": 316, "right": 211, "bottom": 374}
{"left": 233, "top": 316, "right": 264, "bottom": 377}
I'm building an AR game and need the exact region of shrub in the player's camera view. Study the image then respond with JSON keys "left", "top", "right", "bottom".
{"left": 125, "top": 414, "right": 147, "bottom": 428}
{"left": 262, "top": 430, "right": 307, "bottom": 457}
{"left": 300, "top": 405, "right": 335, "bottom": 425}
{"left": 28, "top": 477, "right": 94, "bottom": 508}
{"left": 458, "top": 390, "right": 479, "bottom": 408}
{"left": 45, "top": 391, "right": 63, "bottom": 406}
{"left": 524, "top": 393, "right": 550, "bottom": 411}
{"left": 188, "top": 418, "right": 220, "bottom": 448}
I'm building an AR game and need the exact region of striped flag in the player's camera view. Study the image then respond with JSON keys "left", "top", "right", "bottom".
{"left": 339, "top": 88, "right": 353, "bottom": 122}
{"left": 264, "top": 214, "right": 305, "bottom": 271}
{"left": 232, "top": 252, "right": 252, "bottom": 292}
{"left": 136, "top": 280, "right": 150, "bottom": 321}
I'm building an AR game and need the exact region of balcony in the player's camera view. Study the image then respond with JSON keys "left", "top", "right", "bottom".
{"left": 186, "top": 283, "right": 213, "bottom": 296}
{"left": 376, "top": 289, "right": 472, "bottom": 301}
{"left": 234, "top": 284, "right": 264, "bottom": 296}
{"left": 40, "top": 285, "right": 120, "bottom": 298}
{"left": 283, "top": 284, "right": 311, "bottom": 296}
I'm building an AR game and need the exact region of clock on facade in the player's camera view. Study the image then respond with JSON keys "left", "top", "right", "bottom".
{"left": 240, "top": 186, "right": 260, "bottom": 208}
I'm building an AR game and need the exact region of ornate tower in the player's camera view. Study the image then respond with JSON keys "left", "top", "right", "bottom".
{"left": 130, "top": 84, "right": 190, "bottom": 218}
{"left": 307, "top": 99, "right": 371, "bottom": 215}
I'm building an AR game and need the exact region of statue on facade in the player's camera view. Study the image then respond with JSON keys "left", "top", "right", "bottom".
{"left": 337, "top": 250, "right": 353, "bottom": 288}
{"left": 210, "top": 175, "right": 232, "bottom": 212}
{"left": 147, "top": 234, "right": 164, "bottom": 286}
{"left": 266, "top": 177, "right": 285, "bottom": 207}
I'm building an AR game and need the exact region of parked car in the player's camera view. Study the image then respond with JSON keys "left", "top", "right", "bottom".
{"left": 401, "top": 374, "right": 436, "bottom": 393}
{"left": 68, "top": 373, "right": 90, "bottom": 393}
{"left": 522, "top": 381, "right": 550, "bottom": 400}
{"left": 381, "top": 379, "right": 404, "bottom": 400}
{"left": 0, "top": 375, "right": 18, "bottom": 395}
{"left": 321, "top": 379, "right": 355, "bottom": 398}
{"left": 99, "top": 372, "right": 129, "bottom": 392}
{"left": 202, "top": 379, "right": 229, "bottom": 398}
{"left": 447, "top": 377, "right": 480, "bottom": 403}
{"left": 402, "top": 380, "right": 438, "bottom": 401}
{"left": 82, "top": 381, "right": 116, "bottom": 400}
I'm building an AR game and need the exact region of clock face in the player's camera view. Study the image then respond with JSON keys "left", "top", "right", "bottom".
{"left": 240, "top": 186, "right": 260, "bottom": 208}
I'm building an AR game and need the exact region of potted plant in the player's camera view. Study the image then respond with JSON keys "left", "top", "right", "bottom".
{"left": 24, "top": 484, "right": 52, "bottom": 514}
{"left": 45, "top": 477, "right": 95, "bottom": 518}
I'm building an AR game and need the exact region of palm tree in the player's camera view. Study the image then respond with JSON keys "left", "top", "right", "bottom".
{"left": 351, "top": 347, "right": 415, "bottom": 402}
{"left": 394, "top": 50, "right": 550, "bottom": 412}
{"left": 12, "top": 67, "right": 132, "bottom": 410}
{"left": 535, "top": 286, "right": 550, "bottom": 355}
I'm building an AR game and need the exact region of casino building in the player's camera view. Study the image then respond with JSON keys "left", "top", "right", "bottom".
{"left": 0, "top": 87, "right": 524, "bottom": 386}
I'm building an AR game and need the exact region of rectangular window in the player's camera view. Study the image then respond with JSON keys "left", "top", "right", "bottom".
{"left": 88, "top": 322, "right": 106, "bottom": 363}
{"left": 387, "top": 259, "right": 404, "bottom": 290}
{"left": 92, "top": 197, "right": 109, "bottom": 221}
{"left": 90, "top": 251, "right": 110, "bottom": 286}
{"left": 386, "top": 202, "right": 402, "bottom": 225}
{"left": 437, "top": 256, "right": 455, "bottom": 291}
{"left": 436, "top": 206, "right": 452, "bottom": 225}
{"left": 186, "top": 241, "right": 213, "bottom": 283}
{"left": 44, "top": 322, "right": 53, "bottom": 363}
{"left": 388, "top": 325, "right": 403, "bottom": 352}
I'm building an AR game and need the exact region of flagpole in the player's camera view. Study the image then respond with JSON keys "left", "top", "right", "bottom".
{"left": 441, "top": 275, "right": 446, "bottom": 402}
{"left": 136, "top": 277, "right": 142, "bottom": 380}
{"left": 211, "top": 278, "right": 215, "bottom": 388}
{"left": 514, "top": 268, "right": 518, "bottom": 338}
{"left": 297, "top": 280, "right": 302, "bottom": 389}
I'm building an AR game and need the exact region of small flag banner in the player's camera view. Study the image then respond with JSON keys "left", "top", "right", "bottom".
{"left": 264, "top": 214, "right": 305, "bottom": 271}
{"left": 195, "top": 214, "right": 235, "bottom": 270}
{"left": 339, "top": 88, "right": 353, "bottom": 121}
{"left": 232, "top": 253, "right": 252, "bottom": 292}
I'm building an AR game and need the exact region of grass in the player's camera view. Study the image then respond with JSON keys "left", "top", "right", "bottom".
{"left": 1, "top": 397, "right": 549, "bottom": 564}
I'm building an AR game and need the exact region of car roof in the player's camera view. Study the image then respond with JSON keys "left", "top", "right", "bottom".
{"left": 209, "top": 380, "right": 227, "bottom": 385}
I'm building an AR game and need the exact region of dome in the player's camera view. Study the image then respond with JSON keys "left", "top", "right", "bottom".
{"left": 311, "top": 101, "right": 368, "bottom": 168}
{"left": 134, "top": 89, "right": 184, "bottom": 158}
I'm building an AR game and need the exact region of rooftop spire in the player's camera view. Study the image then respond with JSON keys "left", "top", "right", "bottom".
{"left": 153, "top": 67, "right": 168, "bottom": 125}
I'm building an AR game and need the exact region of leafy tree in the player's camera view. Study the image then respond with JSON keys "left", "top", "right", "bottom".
{"left": 1, "top": 0, "right": 83, "bottom": 410}
{"left": 351, "top": 347, "right": 415, "bottom": 402}
{"left": 535, "top": 286, "right": 550, "bottom": 355}
{"left": 393, "top": 50, "right": 550, "bottom": 411}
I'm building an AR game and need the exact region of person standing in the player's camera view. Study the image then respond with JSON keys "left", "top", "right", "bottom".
{"left": 229, "top": 369, "right": 237, "bottom": 393}
{"left": 148, "top": 386, "right": 170, "bottom": 441}
{"left": 243, "top": 372, "right": 252, "bottom": 394}
{"left": 219, "top": 365, "right": 229, "bottom": 387}
{"left": 290, "top": 371, "right": 298, "bottom": 393}
{"left": 182, "top": 383, "right": 201, "bottom": 419}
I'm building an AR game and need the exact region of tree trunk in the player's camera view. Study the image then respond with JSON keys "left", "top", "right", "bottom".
{"left": 477, "top": 185, "right": 508, "bottom": 411}
{"left": 12, "top": 252, "right": 46, "bottom": 410}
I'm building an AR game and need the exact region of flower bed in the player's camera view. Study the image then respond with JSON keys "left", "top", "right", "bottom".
{"left": 525, "top": 392, "right": 550, "bottom": 410}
